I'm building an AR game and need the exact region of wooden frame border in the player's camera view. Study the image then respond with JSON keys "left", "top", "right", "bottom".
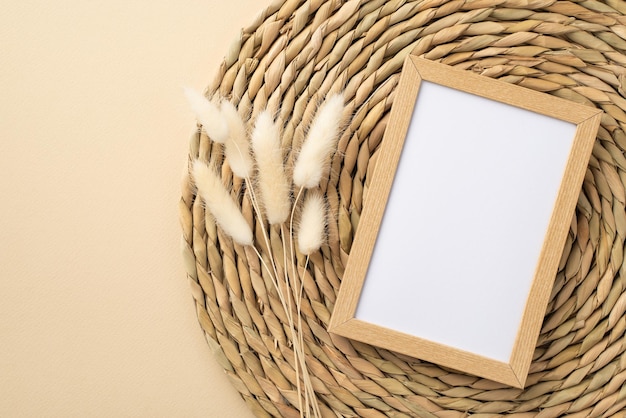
{"left": 328, "top": 56, "right": 602, "bottom": 388}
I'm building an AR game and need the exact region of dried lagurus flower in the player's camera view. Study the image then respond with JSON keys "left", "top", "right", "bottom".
{"left": 297, "top": 192, "right": 327, "bottom": 255}
{"left": 293, "top": 93, "right": 345, "bottom": 189}
{"left": 183, "top": 87, "right": 229, "bottom": 143}
{"left": 221, "top": 100, "right": 253, "bottom": 179}
{"left": 192, "top": 159, "right": 253, "bottom": 246}
{"left": 251, "top": 110, "right": 291, "bottom": 225}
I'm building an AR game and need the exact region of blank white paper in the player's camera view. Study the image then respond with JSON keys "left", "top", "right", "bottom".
{"left": 355, "top": 81, "right": 577, "bottom": 362}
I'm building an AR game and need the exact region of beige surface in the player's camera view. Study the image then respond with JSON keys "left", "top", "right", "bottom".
{"left": 0, "top": 1, "right": 258, "bottom": 417}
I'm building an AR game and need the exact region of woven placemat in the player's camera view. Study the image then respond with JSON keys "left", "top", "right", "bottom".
{"left": 179, "top": 0, "right": 626, "bottom": 416}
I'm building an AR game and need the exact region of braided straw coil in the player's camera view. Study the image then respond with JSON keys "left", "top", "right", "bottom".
{"left": 180, "top": 0, "right": 626, "bottom": 416}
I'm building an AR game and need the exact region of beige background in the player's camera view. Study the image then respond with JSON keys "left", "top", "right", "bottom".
{"left": 0, "top": 1, "right": 259, "bottom": 416}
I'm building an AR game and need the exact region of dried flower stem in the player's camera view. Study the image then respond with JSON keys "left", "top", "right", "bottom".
{"left": 279, "top": 224, "right": 304, "bottom": 415}
{"left": 298, "top": 255, "right": 319, "bottom": 418}
{"left": 294, "top": 192, "right": 326, "bottom": 417}
{"left": 287, "top": 186, "right": 322, "bottom": 418}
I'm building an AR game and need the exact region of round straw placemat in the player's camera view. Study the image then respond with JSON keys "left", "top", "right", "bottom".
{"left": 180, "top": 0, "right": 626, "bottom": 416}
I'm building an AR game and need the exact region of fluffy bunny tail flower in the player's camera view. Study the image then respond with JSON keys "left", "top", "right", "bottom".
{"left": 192, "top": 159, "right": 253, "bottom": 246}
{"left": 221, "top": 100, "right": 253, "bottom": 178}
{"left": 297, "top": 192, "right": 326, "bottom": 255}
{"left": 184, "top": 87, "right": 229, "bottom": 143}
{"left": 293, "top": 93, "right": 344, "bottom": 188}
{"left": 251, "top": 111, "right": 291, "bottom": 225}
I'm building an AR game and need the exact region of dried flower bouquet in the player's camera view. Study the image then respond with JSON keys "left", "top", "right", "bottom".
{"left": 185, "top": 88, "right": 346, "bottom": 418}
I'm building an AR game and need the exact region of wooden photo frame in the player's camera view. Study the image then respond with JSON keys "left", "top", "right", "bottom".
{"left": 328, "top": 56, "right": 602, "bottom": 388}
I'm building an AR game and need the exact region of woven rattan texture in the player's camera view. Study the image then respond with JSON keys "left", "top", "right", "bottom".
{"left": 180, "top": 0, "right": 626, "bottom": 416}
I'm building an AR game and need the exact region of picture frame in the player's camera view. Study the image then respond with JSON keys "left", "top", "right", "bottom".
{"left": 328, "top": 56, "right": 602, "bottom": 388}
